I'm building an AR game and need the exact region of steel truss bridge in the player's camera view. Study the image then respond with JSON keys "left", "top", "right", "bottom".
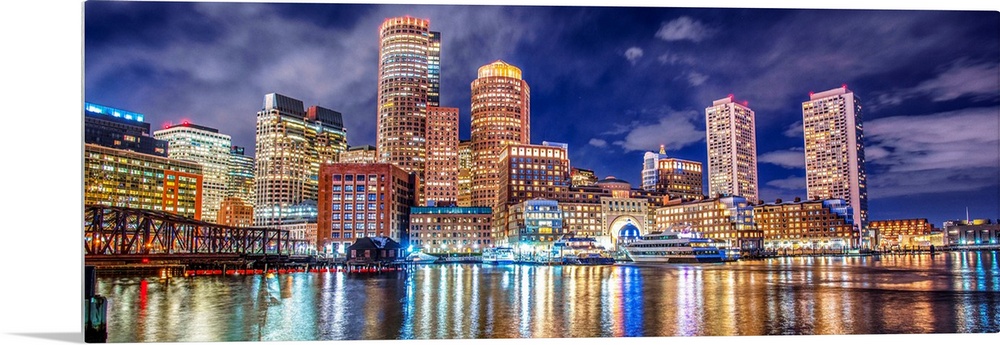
{"left": 84, "top": 205, "right": 314, "bottom": 265}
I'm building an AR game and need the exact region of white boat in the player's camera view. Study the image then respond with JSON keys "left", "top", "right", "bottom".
{"left": 622, "top": 227, "right": 728, "bottom": 263}
{"left": 550, "top": 235, "right": 615, "bottom": 265}
{"left": 482, "top": 247, "right": 515, "bottom": 264}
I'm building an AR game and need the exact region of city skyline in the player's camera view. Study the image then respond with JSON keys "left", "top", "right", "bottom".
{"left": 84, "top": 3, "right": 1000, "bottom": 227}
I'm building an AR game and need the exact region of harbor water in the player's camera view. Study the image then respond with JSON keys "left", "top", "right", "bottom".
{"left": 96, "top": 251, "right": 1000, "bottom": 342}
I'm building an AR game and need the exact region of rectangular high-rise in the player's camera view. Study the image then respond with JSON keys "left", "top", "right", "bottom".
{"left": 84, "top": 102, "right": 168, "bottom": 157}
{"left": 802, "top": 86, "right": 868, "bottom": 227}
{"left": 425, "top": 106, "right": 459, "bottom": 206}
{"left": 84, "top": 144, "right": 203, "bottom": 219}
{"left": 255, "top": 93, "right": 347, "bottom": 226}
{"left": 705, "top": 96, "right": 758, "bottom": 203}
{"left": 154, "top": 122, "right": 232, "bottom": 222}
{"left": 228, "top": 146, "right": 255, "bottom": 206}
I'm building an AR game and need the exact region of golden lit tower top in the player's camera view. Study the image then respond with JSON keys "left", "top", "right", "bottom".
{"left": 469, "top": 60, "right": 531, "bottom": 207}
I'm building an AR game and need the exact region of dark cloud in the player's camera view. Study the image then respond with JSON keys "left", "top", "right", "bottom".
{"left": 83, "top": 3, "right": 1000, "bottom": 225}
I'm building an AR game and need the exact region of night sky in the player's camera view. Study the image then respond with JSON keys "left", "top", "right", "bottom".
{"left": 83, "top": 1, "right": 1000, "bottom": 227}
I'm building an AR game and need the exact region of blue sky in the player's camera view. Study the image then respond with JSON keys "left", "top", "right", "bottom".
{"left": 82, "top": 1, "right": 1000, "bottom": 227}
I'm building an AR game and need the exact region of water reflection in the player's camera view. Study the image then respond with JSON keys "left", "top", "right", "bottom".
{"left": 97, "top": 252, "right": 1000, "bottom": 342}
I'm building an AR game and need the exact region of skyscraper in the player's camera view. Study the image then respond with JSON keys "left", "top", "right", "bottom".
{"left": 154, "top": 122, "right": 233, "bottom": 222}
{"left": 254, "top": 93, "right": 347, "bottom": 226}
{"left": 802, "top": 86, "right": 868, "bottom": 227}
{"left": 84, "top": 102, "right": 168, "bottom": 157}
{"left": 427, "top": 31, "right": 441, "bottom": 108}
{"left": 641, "top": 145, "right": 669, "bottom": 191}
{"left": 470, "top": 60, "right": 531, "bottom": 207}
{"left": 705, "top": 95, "right": 758, "bottom": 203}
{"left": 425, "top": 106, "right": 459, "bottom": 206}
{"left": 228, "top": 146, "right": 255, "bottom": 206}
{"left": 457, "top": 139, "right": 473, "bottom": 207}
{"left": 376, "top": 16, "right": 431, "bottom": 202}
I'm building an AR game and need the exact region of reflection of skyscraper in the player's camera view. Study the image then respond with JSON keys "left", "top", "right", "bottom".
{"left": 470, "top": 60, "right": 530, "bottom": 207}
{"left": 803, "top": 86, "right": 868, "bottom": 226}
{"left": 425, "top": 106, "right": 459, "bottom": 206}
{"left": 254, "top": 93, "right": 347, "bottom": 226}
{"left": 154, "top": 122, "right": 232, "bottom": 222}
{"left": 376, "top": 16, "right": 431, "bottom": 203}
{"left": 705, "top": 95, "right": 758, "bottom": 203}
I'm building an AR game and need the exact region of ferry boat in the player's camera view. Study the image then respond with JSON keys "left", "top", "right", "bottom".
{"left": 622, "top": 227, "right": 728, "bottom": 263}
{"left": 482, "top": 247, "right": 515, "bottom": 264}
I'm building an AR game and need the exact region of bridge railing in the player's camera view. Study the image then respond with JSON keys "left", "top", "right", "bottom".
{"left": 84, "top": 205, "right": 311, "bottom": 256}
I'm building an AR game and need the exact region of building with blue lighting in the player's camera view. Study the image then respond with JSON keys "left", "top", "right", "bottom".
{"left": 84, "top": 102, "right": 168, "bottom": 157}
{"left": 944, "top": 219, "right": 1000, "bottom": 247}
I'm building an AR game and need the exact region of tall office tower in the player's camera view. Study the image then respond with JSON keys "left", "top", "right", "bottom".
{"left": 457, "top": 140, "right": 473, "bottom": 207}
{"left": 470, "top": 60, "right": 531, "bottom": 207}
{"left": 84, "top": 102, "right": 168, "bottom": 157}
{"left": 376, "top": 16, "right": 431, "bottom": 203}
{"left": 254, "top": 93, "right": 348, "bottom": 226}
{"left": 228, "top": 146, "right": 255, "bottom": 205}
{"left": 641, "top": 145, "right": 669, "bottom": 191}
{"left": 705, "top": 95, "right": 759, "bottom": 203}
{"left": 154, "top": 123, "right": 232, "bottom": 222}
{"left": 427, "top": 31, "right": 441, "bottom": 108}
{"left": 425, "top": 106, "right": 459, "bottom": 206}
{"left": 802, "top": 86, "right": 868, "bottom": 227}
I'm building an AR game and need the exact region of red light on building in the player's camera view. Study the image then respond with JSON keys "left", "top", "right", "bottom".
{"left": 842, "top": 84, "right": 848, "bottom": 89}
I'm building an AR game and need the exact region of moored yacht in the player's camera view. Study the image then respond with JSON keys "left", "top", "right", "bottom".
{"left": 482, "top": 247, "right": 515, "bottom": 264}
{"left": 622, "top": 227, "right": 728, "bottom": 263}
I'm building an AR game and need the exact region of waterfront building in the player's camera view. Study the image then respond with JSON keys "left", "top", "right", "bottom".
{"left": 339, "top": 145, "right": 378, "bottom": 164}
{"left": 317, "top": 163, "right": 416, "bottom": 254}
{"left": 254, "top": 93, "right": 347, "bottom": 226}
{"left": 409, "top": 206, "right": 492, "bottom": 254}
{"left": 654, "top": 196, "right": 762, "bottom": 250}
{"left": 84, "top": 102, "right": 168, "bottom": 157}
{"left": 705, "top": 95, "right": 758, "bottom": 203}
{"left": 802, "top": 86, "right": 868, "bottom": 226}
{"left": 601, "top": 196, "right": 650, "bottom": 249}
{"left": 470, "top": 60, "right": 531, "bottom": 207}
{"left": 494, "top": 142, "right": 570, "bottom": 242}
{"left": 228, "top": 146, "right": 255, "bottom": 205}
{"left": 655, "top": 157, "right": 704, "bottom": 201}
{"left": 943, "top": 219, "right": 1000, "bottom": 247}
{"left": 560, "top": 202, "right": 603, "bottom": 239}
{"left": 597, "top": 176, "right": 632, "bottom": 199}
{"left": 506, "top": 199, "right": 564, "bottom": 254}
{"left": 216, "top": 196, "right": 254, "bottom": 228}
{"left": 425, "top": 106, "right": 459, "bottom": 206}
{"left": 377, "top": 16, "right": 432, "bottom": 203}
{"left": 457, "top": 140, "right": 473, "bottom": 207}
{"left": 571, "top": 167, "right": 598, "bottom": 187}
{"left": 754, "top": 198, "right": 857, "bottom": 250}
{"left": 868, "top": 218, "right": 935, "bottom": 250}
{"left": 346, "top": 236, "right": 404, "bottom": 265}
{"left": 154, "top": 122, "right": 232, "bottom": 222}
{"left": 84, "top": 143, "right": 203, "bottom": 219}
{"left": 641, "top": 145, "right": 669, "bottom": 191}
